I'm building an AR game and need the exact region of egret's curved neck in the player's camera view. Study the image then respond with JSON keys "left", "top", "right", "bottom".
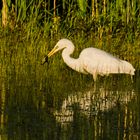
{"left": 62, "top": 43, "right": 81, "bottom": 72}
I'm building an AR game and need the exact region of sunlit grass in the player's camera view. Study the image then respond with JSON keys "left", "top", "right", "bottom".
{"left": 0, "top": 1, "right": 140, "bottom": 139}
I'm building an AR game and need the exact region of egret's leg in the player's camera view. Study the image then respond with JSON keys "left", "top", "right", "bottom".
{"left": 92, "top": 73, "right": 97, "bottom": 82}
{"left": 92, "top": 73, "right": 98, "bottom": 92}
{"left": 131, "top": 75, "right": 134, "bottom": 83}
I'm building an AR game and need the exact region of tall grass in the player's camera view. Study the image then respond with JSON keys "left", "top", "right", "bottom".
{"left": 0, "top": 1, "right": 139, "bottom": 138}
{"left": 1, "top": 0, "right": 140, "bottom": 26}
{"left": 0, "top": 0, "right": 140, "bottom": 67}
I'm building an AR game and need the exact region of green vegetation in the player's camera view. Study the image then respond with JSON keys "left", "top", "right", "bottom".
{"left": 0, "top": 1, "right": 140, "bottom": 139}
{"left": 0, "top": 0, "right": 139, "bottom": 68}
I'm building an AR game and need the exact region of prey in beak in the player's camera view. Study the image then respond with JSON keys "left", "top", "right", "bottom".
{"left": 41, "top": 45, "right": 59, "bottom": 65}
{"left": 41, "top": 55, "right": 49, "bottom": 65}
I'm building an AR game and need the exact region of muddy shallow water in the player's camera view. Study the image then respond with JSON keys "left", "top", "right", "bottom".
{"left": 0, "top": 55, "right": 140, "bottom": 140}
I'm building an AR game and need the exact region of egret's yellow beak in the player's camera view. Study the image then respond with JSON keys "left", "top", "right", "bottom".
{"left": 48, "top": 45, "right": 59, "bottom": 57}
{"left": 42, "top": 45, "right": 59, "bottom": 65}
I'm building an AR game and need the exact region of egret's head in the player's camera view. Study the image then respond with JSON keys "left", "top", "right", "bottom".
{"left": 48, "top": 38, "right": 73, "bottom": 57}
{"left": 42, "top": 38, "right": 73, "bottom": 64}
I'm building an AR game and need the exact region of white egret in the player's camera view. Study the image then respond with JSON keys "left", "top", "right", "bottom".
{"left": 42, "top": 38, "right": 135, "bottom": 81}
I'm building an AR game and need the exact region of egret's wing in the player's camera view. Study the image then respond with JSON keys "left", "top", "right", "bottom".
{"left": 81, "top": 48, "right": 123, "bottom": 75}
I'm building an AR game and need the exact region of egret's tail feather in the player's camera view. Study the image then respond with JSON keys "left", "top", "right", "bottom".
{"left": 95, "top": 60, "right": 135, "bottom": 76}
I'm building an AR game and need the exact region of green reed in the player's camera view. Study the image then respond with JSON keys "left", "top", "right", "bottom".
{"left": 0, "top": 2, "right": 139, "bottom": 139}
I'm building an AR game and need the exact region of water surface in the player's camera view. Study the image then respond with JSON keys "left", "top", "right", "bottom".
{"left": 0, "top": 45, "right": 140, "bottom": 140}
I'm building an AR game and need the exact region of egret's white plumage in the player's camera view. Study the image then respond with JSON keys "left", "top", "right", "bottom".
{"left": 44, "top": 38, "right": 135, "bottom": 81}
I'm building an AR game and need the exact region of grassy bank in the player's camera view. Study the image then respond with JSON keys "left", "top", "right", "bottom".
{"left": 0, "top": 19, "right": 139, "bottom": 68}
{"left": 0, "top": 18, "right": 139, "bottom": 99}
{"left": 0, "top": 0, "right": 140, "bottom": 69}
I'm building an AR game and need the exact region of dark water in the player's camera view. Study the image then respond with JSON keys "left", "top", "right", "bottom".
{"left": 0, "top": 62, "right": 140, "bottom": 140}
